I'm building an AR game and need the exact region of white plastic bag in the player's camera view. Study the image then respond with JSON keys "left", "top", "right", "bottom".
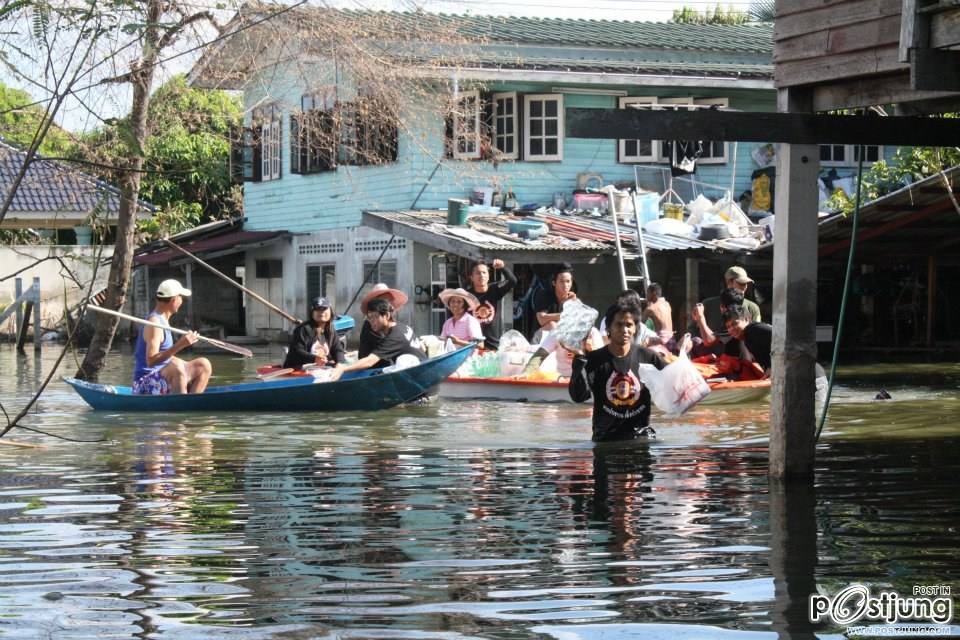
{"left": 498, "top": 329, "right": 531, "bottom": 353}
{"left": 553, "top": 299, "right": 599, "bottom": 352}
{"left": 637, "top": 351, "right": 711, "bottom": 416}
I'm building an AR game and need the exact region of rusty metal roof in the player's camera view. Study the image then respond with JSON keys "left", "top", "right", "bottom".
{"left": 817, "top": 165, "right": 960, "bottom": 260}
{"left": 364, "top": 209, "right": 753, "bottom": 264}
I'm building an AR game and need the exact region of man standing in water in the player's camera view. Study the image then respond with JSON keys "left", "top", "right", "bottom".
{"left": 465, "top": 258, "right": 516, "bottom": 350}
{"left": 133, "top": 279, "right": 212, "bottom": 395}
{"left": 569, "top": 303, "right": 667, "bottom": 441}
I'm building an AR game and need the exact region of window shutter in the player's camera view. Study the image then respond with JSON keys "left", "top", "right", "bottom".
{"left": 290, "top": 113, "right": 302, "bottom": 174}
{"left": 443, "top": 113, "right": 454, "bottom": 160}
{"left": 229, "top": 125, "right": 262, "bottom": 182}
{"left": 318, "top": 109, "right": 338, "bottom": 171}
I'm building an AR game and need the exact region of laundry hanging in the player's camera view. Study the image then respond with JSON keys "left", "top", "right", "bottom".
{"left": 664, "top": 139, "right": 704, "bottom": 176}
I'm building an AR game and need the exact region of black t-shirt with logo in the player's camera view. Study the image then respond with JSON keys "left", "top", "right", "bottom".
{"left": 569, "top": 346, "right": 666, "bottom": 442}
{"left": 465, "top": 266, "right": 517, "bottom": 350}
{"left": 358, "top": 321, "right": 426, "bottom": 369}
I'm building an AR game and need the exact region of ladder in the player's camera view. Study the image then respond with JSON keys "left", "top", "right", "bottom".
{"left": 608, "top": 191, "right": 651, "bottom": 293}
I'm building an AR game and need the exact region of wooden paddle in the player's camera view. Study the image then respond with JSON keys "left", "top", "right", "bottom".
{"left": 257, "top": 367, "right": 294, "bottom": 380}
{"left": 163, "top": 238, "right": 301, "bottom": 324}
{"left": 86, "top": 305, "right": 254, "bottom": 358}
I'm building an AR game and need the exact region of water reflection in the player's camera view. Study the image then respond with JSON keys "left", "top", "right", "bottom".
{"left": 0, "top": 346, "right": 958, "bottom": 639}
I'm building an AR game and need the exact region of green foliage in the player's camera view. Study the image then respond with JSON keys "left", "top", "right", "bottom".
{"left": 0, "top": 81, "right": 73, "bottom": 154}
{"left": 830, "top": 140, "right": 960, "bottom": 216}
{"left": 73, "top": 74, "right": 243, "bottom": 240}
{"left": 671, "top": 4, "right": 750, "bottom": 25}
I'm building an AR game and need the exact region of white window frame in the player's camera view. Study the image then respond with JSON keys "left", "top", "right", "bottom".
{"left": 820, "top": 144, "right": 883, "bottom": 167}
{"left": 692, "top": 97, "right": 728, "bottom": 164}
{"left": 260, "top": 116, "right": 281, "bottom": 181}
{"left": 452, "top": 89, "right": 482, "bottom": 160}
{"left": 492, "top": 91, "right": 519, "bottom": 161}
{"left": 618, "top": 96, "right": 658, "bottom": 163}
{"left": 523, "top": 93, "right": 564, "bottom": 162}
{"left": 306, "top": 263, "right": 337, "bottom": 310}
{"left": 618, "top": 97, "right": 728, "bottom": 165}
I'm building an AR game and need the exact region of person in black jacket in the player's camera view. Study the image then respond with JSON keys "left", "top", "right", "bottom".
{"left": 282, "top": 297, "right": 345, "bottom": 370}
{"left": 465, "top": 258, "right": 517, "bottom": 350}
{"left": 569, "top": 302, "right": 666, "bottom": 442}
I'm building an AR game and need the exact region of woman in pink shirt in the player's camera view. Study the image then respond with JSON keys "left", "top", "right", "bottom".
{"left": 439, "top": 288, "right": 484, "bottom": 349}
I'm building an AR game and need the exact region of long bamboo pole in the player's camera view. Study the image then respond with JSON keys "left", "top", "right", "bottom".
{"left": 86, "top": 305, "right": 253, "bottom": 358}
{"left": 163, "top": 238, "right": 301, "bottom": 324}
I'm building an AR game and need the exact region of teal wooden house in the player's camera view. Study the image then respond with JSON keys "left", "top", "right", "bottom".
{"left": 188, "top": 6, "right": 891, "bottom": 338}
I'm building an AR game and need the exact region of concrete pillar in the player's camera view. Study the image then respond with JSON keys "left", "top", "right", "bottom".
{"left": 685, "top": 257, "right": 699, "bottom": 324}
{"left": 768, "top": 479, "right": 819, "bottom": 639}
{"left": 771, "top": 89, "right": 819, "bottom": 480}
{"left": 14, "top": 278, "right": 23, "bottom": 336}
{"left": 770, "top": 142, "right": 820, "bottom": 479}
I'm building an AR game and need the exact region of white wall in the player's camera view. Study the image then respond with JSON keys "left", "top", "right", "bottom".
{"left": 243, "top": 227, "right": 416, "bottom": 342}
{"left": 0, "top": 245, "right": 112, "bottom": 332}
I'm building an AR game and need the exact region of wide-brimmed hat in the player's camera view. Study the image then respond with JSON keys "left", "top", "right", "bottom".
{"left": 156, "top": 279, "right": 191, "bottom": 298}
{"left": 360, "top": 283, "right": 408, "bottom": 314}
{"left": 438, "top": 287, "right": 479, "bottom": 312}
{"left": 725, "top": 265, "right": 754, "bottom": 284}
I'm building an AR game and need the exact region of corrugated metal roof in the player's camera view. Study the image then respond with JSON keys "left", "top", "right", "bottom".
{"left": 135, "top": 227, "right": 288, "bottom": 266}
{"left": 817, "top": 165, "right": 960, "bottom": 259}
{"left": 364, "top": 209, "right": 753, "bottom": 262}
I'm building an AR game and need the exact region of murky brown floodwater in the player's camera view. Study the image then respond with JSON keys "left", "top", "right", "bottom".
{"left": 0, "top": 345, "right": 957, "bottom": 639}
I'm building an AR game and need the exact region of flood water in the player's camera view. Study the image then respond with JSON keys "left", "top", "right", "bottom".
{"left": 0, "top": 345, "right": 958, "bottom": 639}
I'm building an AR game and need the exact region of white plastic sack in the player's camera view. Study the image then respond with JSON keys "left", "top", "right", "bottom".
{"left": 637, "top": 351, "right": 711, "bottom": 416}
{"left": 498, "top": 329, "right": 531, "bottom": 353}
{"left": 553, "top": 299, "right": 599, "bottom": 352}
{"left": 686, "top": 194, "right": 713, "bottom": 226}
{"left": 644, "top": 217, "right": 697, "bottom": 237}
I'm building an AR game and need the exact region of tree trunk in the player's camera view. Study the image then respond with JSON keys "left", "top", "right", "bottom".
{"left": 76, "top": 0, "right": 162, "bottom": 382}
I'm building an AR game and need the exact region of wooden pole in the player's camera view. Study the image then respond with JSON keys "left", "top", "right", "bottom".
{"left": 163, "top": 238, "right": 301, "bottom": 325}
{"left": 16, "top": 301, "right": 32, "bottom": 353}
{"left": 85, "top": 304, "right": 254, "bottom": 358}
{"left": 770, "top": 88, "right": 819, "bottom": 481}
{"left": 32, "top": 277, "right": 40, "bottom": 351}
{"left": 14, "top": 278, "right": 22, "bottom": 338}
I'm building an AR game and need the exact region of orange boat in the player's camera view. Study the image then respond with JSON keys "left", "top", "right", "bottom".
{"left": 437, "top": 375, "right": 769, "bottom": 404}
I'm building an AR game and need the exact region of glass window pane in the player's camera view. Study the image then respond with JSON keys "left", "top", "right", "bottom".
{"left": 545, "top": 100, "right": 557, "bottom": 117}
{"left": 506, "top": 119, "right": 514, "bottom": 135}
{"left": 625, "top": 140, "right": 638, "bottom": 156}
{"left": 545, "top": 139, "right": 558, "bottom": 156}
{"left": 505, "top": 138, "right": 513, "bottom": 153}
{"left": 545, "top": 120, "right": 557, "bottom": 136}
{"left": 820, "top": 145, "right": 830, "bottom": 162}
{"left": 530, "top": 139, "right": 542, "bottom": 156}
{"left": 530, "top": 119, "right": 542, "bottom": 136}
{"left": 529, "top": 100, "right": 542, "bottom": 117}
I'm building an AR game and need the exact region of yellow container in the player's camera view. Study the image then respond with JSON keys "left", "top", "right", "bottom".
{"left": 663, "top": 202, "right": 684, "bottom": 221}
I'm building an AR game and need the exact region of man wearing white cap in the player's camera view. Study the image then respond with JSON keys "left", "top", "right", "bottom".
{"left": 132, "top": 279, "right": 212, "bottom": 395}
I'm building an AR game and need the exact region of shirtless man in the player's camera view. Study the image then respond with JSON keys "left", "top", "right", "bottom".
{"left": 641, "top": 282, "right": 674, "bottom": 350}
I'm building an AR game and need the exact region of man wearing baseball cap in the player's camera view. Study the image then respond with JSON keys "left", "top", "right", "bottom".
{"left": 132, "top": 279, "right": 212, "bottom": 395}
{"left": 688, "top": 265, "right": 762, "bottom": 355}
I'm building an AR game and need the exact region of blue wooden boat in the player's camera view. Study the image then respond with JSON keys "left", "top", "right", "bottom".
{"left": 63, "top": 345, "right": 475, "bottom": 412}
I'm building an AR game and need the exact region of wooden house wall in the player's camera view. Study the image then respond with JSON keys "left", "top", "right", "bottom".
{"left": 774, "top": 0, "right": 907, "bottom": 89}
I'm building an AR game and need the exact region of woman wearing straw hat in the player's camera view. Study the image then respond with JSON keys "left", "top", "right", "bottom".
{"left": 438, "top": 287, "right": 484, "bottom": 349}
